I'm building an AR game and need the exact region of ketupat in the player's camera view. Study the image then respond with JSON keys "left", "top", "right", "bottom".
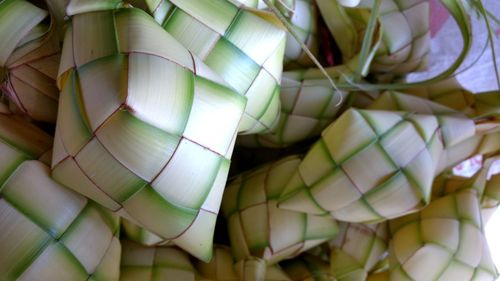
{"left": 388, "top": 189, "right": 498, "bottom": 281}
{"left": 270, "top": 92, "right": 498, "bottom": 222}
{"left": 51, "top": 0, "right": 245, "bottom": 261}
{"left": 0, "top": 0, "right": 60, "bottom": 123}
{"left": 278, "top": 108, "right": 476, "bottom": 223}
{"left": 0, "top": 113, "right": 120, "bottom": 281}
{"left": 222, "top": 155, "right": 339, "bottom": 265}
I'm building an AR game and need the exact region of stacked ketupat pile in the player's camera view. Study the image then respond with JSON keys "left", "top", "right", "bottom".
{"left": 0, "top": 0, "right": 500, "bottom": 280}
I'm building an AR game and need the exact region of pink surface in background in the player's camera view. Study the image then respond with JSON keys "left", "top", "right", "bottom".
{"left": 430, "top": 0, "right": 500, "bottom": 37}
{"left": 430, "top": 0, "right": 450, "bottom": 37}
